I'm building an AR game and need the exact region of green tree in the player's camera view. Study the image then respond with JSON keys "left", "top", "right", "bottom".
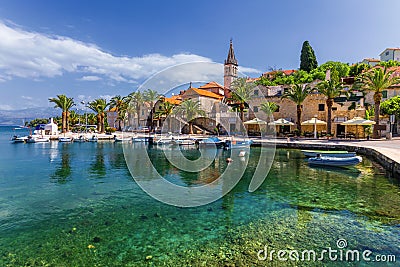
{"left": 316, "top": 61, "right": 350, "bottom": 79}
{"left": 88, "top": 98, "right": 109, "bottom": 133}
{"left": 381, "top": 95, "right": 400, "bottom": 117}
{"left": 229, "top": 77, "right": 254, "bottom": 122}
{"left": 359, "top": 67, "right": 400, "bottom": 138}
{"left": 300, "top": 41, "right": 318, "bottom": 72}
{"left": 175, "top": 99, "right": 206, "bottom": 134}
{"left": 349, "top": 63, "right": 370, "bottom": 77}
{"left": 27, "top": 118, "right": 49, "bottom": 128}
{"left": 49, "top": 95, "right": 75, "bottom": 133}
{"left": 378, "top": 60, "right": 400, "bottom": 68}
{"left": 316, "top": 80, "right": 346, "bottom": 135}
{"left": 143, "top": 89, "right": 161, "bottom": 131}
{"left": 260, "top": 102, "right": 278, "bottom": 116}
{"left": 155, "top": 100, "right": 175, "bottom": 131}
{"left": 282, "top": 84, "right": 311, "bottom": 132}
{"left": 109, "top": 95, "right": 127, "bottom": 131}
{"left": 127, "top": 91, "right": 144, "bottom": 128}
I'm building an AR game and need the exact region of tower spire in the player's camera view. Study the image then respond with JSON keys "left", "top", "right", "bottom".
{"left": 225, "top": 39, "right": 238, "bottom": 66}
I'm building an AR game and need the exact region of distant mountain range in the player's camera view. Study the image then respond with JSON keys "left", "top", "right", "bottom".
{"left": 0, "top": 107, "right": 60, "bottom": 125}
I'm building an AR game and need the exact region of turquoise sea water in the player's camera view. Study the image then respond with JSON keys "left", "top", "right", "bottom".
{"left": 0, "top": 126, "right": 399, "bottom": 266}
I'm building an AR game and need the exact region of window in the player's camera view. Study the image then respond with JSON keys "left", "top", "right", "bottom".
{"left": 254, "top": 89, "right": 259, "bottom": 96}
{"left": 382, "top": 90, "right": 388, "bottom": 98}
{"left": 142, "top": 110, "right": 144, "bottom": 115}
{"left": 275, "top": 105, "right": 280, "bottom": 112}
{"left": 332, "top": 107, "right": 338, "bottom": 111}
{"left": 318, "top": 104, "right": 325, "bottom": 111}
{"left": 386, "top": 51, "right": 390, "bottom": 56}
{"left": 253, "top": 106, "right": 259, "bottom": 113}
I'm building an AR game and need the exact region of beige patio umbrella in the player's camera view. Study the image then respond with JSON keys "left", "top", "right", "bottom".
{"left": 342, "top": 117, "right": 375, "bottom": 138}
{"left": 243, "top": 118, "right": 268, "bottom": 125}
{"left": 269, "top": 118, "right": 295, "bottom": 126}
{"left": 244, "top": 118, "right": 268, "bottom": 136}
{"left": 269, "top": 118, "right": 294, "bottom": 135}
{"left": 301, "top": 118, "right": 327, "bottom": 138}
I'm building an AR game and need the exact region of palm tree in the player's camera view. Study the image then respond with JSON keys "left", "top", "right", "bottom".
{"left": 229, "top": 77, "right": 254, "bottom": 122}
{"left": 87, "top": 98, "right": 109, "bottom": 133}
{"left": 109, "top": 95, "right": 127, "bottom": 131}
{"left": 260, "top": 102, "right": 278, "bottom": 117}
{"left": 155, "top": 100, "right": 176, "bottom": 131}
{"left": 87, "top": 113, "right": 97, "bottom": 126}
{"left": 49, "top": 95, "right": 75, "bottom": 133}
{"left": 143, "top": 89, "right": 161, "bottom": 131}
{"left": 68, "top": 110, "right": 80, "bottom": 130}
{"left": 175, "top": 99, "right": 206, "bottom": 134}
{"left": 282, "top": 84, "right": 310, "bottom": 132}
{"left": 316, "top": 80, "right": 345, "bottom": 135}
{"left": 359, "top": 67, "right": 400, "bottom": 138}
{"left": 127, "top": 91, "right": 144, "bottom": 128}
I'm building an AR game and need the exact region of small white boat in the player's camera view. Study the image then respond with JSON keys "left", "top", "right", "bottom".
{"left": 87, "top": 135, "right": 98, "bottom": 142}
{"left": 26, "top": 135, "right": 50, "bottom": 143}
{"left": 59, "top": 137, "right": 73, "bottom": 142}
{"left": 114, "top": 136, "right": 131, "bottom": 142}
{"left": 11, "top": 135, "right": 29, "bottom": 143}
{"left": 74, "top": 135, "right": 87, "bottom": 142}
{"left": 302, "top": 150, "right": 356, "bottom": 158}
{"left": 308, "top": 156, "right": 362, "bottom": 167}
{"left": 156, "top": 137, "right": 175, "bottom": 145}
{"left": 172, "top": 138, "right": 196, "bottom": 146}
{"left": 132, "top": 137, "right": 149, "bottom": 143}
{"left": 224, "top": 140, "right": 252, "bottom": 149}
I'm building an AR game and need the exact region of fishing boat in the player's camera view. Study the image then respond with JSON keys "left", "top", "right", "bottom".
{"left": 26, "top": 135, "right": 50, "bottom": 143}
{"left": 11, "top": 127, "right": 29, "bottom": 143}
{"left": 155, "top": 137, "right": 175, "bottom": 145}
{"left": 195, "top": 137, "right": 226, "bottom": 149}
{"left": 308, "top": 156, "right": 362, "bottom": 167}
{"left": 172, "top": 138, "right": 196, "bottom": 146}
{"left": 74, "top": 135, "right": 87, "bottom": 142}
{"left": 301, "top": 150, "right": 356, "bottom": 158}
{"left": 224, "top": 140, "right": 252, "bottom": 149}
{"left": 11, "top": 135, "right": 29, "bottom": 143}
{"left": 114, "top": 136, "right": 131, "bottom": 142}
{"left": 87, "top": 135, "right": 98, "bottom": 142}
{"left": 59, "top": 137, "right": 73, "bottom": 142}
{"left": 132, "top": 137, "right": 150, "bottom": 143}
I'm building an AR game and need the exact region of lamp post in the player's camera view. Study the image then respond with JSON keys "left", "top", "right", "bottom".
{"left": 81, "top": 101, "right": 88, "bottom": 135}
{"left": 314, "top": 114, "right": 318, "bottom": 139}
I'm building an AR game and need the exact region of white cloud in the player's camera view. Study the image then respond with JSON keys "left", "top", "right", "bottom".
{"left": 21, "top": 95, "right": 33, "bottom": 100}
{"left": 79, "top": 75, "right": 102, "bottom": 81}
{"left": 238, "top": 66, "right": 262, "bottom": 74}
{"left": 0, "top": 21, "right": 213, "bottom": 82}
{"left": 0, "top": 104, "right": 13, "bottom": 110}
{"left": 99, "top": 95, "right": 113, "bottom": 102}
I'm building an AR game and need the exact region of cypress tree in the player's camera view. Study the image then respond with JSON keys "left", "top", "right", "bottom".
{"left": 300, "top": 41, "right": 318, "bottom": 72}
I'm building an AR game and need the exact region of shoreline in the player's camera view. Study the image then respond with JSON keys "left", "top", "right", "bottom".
{"left": 10, "top": 128, "right": 400, "bottom": 178}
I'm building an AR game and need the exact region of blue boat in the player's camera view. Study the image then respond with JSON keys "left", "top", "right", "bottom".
{"left": 196, "top": 137, "right": 226, "bottom": 148}
{"left": 224, "top": 140, "right": 252, "bottom": 149}
{"left": 308, "top": 156, "right": 362, "bottom": 167}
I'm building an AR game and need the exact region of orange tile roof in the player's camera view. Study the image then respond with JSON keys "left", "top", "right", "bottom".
{"left": 246, "top": 77, "right": 260, "bottom": 82}
{"left": 198, "top": 81, "right": 224, "bottom": 89}
{"left": 164, "top": 95, "right": 182, "bottom": 105}
{"left": 263, "top": 69, "right": 297, "bottom": 76}
{"left": 189, "top": 88, "right": 224, "bottom": 100}
{"left": 108, "top": 107, "right": 118, "bottom": 112}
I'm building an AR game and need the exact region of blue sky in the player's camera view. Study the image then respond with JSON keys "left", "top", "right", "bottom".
{"left": 1, "top": 0, "right": 400, "bottom": 110}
